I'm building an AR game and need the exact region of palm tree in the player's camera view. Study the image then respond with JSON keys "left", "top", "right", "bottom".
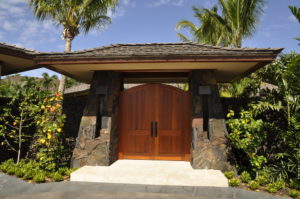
{"left": 176, "top": 0, "right": 265, "bottom": 47}
{"left": 29, "top": 0, "right": 119, "bottom": 93}
{"left": 41, "top": 72, "right": 58, "bottom": 92}
{"left": 176, "top": 6, "right": 228, "bottom": 46}
{"left": 289, "top": 5, "right": 300, "bottom": 44}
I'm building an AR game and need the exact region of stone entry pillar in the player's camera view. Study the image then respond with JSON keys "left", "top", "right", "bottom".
{"left": 71, "top": 71, "right": 122, "bottom": 168}
{"left": 190, "top": 70, "right": 232, "bottom": 171}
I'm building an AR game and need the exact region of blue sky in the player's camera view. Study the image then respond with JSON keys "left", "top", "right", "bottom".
{"left": 0, "top": 0, "right": 299, "bottom": 77}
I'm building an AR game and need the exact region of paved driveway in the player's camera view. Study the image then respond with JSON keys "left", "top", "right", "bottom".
{"left": 0, "top": 172, "right": 287, "bottom": 199}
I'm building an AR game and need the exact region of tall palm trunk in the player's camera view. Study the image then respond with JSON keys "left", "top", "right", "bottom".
{"left": 58, "top": 37, "right": 72, "bottom": 93}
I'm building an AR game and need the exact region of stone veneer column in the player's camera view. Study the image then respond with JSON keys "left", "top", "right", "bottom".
{"left": 190, "top": 70, "right": 233, "bottom": 172}
{"left": 71, "top": 71, "right": 122, "bottom": 168}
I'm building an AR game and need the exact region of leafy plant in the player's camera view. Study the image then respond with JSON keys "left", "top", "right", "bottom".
{"left": 229, "top": 177, "right": 241, "bottom": 187}
{"left": 224, "top": 171, "right": 235, "bottom": 179}
{"left": 265, "top": 183, "right": 278, "bottom": 193}
{"left": 52, "top": 172, "right": 64, "bottom": 182}
{"left": 0, "top": 78, "right": 49, "bottom": 163}
{"left": 35, "top": 93, "right": 66, "bottom": 172}
{"left": 289, "top": 189, "right": 300, "bottom": 198}
{"left": 227, "top": 109, "right": 267, "bottom": 172}
{"left": 23, "top": 170, "right": 35, "bottom": 180}
{"left": 290, "top": 179, "right": 300, "bottom": 190}
{"left": 255, "top": 175, "right": 269, "bottom": 186}
{"left": 248, "top": 180, "right": 259, "bottom": 190}
{"left": 266, "top": 180, "right": 285, "bottom": 193}
{"left": 15, "top": 169, "right": 25, "bottom": 178}
{"left": 65, "top": 168, "right": 78, "bottom": 176}
{"left": 240, "top": 171, "right": 252, "bottom": 183}
{"left": 6, "top": 167, "right": 16, "bottom": 175}
{"left": 33, "top": 172, "right": 46, "bottom": 183}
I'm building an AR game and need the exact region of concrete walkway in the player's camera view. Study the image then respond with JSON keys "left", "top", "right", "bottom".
{"left": 71, "top": 160, "right": 228, "bottom": 187}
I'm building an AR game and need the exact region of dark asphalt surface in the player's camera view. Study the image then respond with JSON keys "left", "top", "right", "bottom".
{"left": 0, "top": 172, "right": 288, "bottom": 199}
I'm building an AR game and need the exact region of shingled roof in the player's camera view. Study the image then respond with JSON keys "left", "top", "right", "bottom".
{"left": 0, "top": 42, "right": 38, "bottom": 57}
{"left": 35, "top": 42, "right": 283, "bottom": 60}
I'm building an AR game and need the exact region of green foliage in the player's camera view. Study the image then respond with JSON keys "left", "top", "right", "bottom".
{"left": 65, "top": 77, "right": 80, "bottom": 89}
{"left": 15, "top": 169, "right": 25, "bottom": 178}
{"left": 29, "top": 0, "right": 118, "bottom": 41}
{"left": 35, "top": 93, "right": 66, "bottom": 172}
{"left": 265, "top": 180, "right": 285, "bottom": 193}
{"left": 290, "top": 179, "right": 300, "bottom": 190}
{"left": 65, "top": 168, "right": 78, "bottom": 176}
{"left": 0, "top": 159, "right": 15, "bottom": 173}
{"left": 227, "top": 109, "right": 267, "bottom": 171}
{"left": 33, "top": 172, "right": 46, "bottom": 183}
{"left": 220, "top": 76, "right": 261, "bottom": 98}
{"left": 229, "top": 177, "right": 241, "bottom": 187}
{"left": 248, "top": 180, "right": 259, "bottom": 190}
{"left": 225, "top": 53, "right": 300, "bottom": 185}
{"left": 52, "top": 172, "right": 64, "bottom": 182}
{"left": 289, "top": 5, "right": 300, "bottom": 45}
{"left": 176, "top": 0, "right": 265, "bottom": 47}
{"left": 0, "top": 77, "right": 52, "bottom": 163}
{"left": 255, "top": 175, "right": 269, "bottom": 186}
{"left": 289, "top": 189, "right": 300, "bottom": 198}
{"left": 0, "top": 159, "right": 74, "bottom": 183}
{"left": 240, "top": 171, "right": 252, "bottom": 183}
{"left": 23, "top": 170, "right": 35, "bottom": 180}
{"left": 7, "top": 167, "right": 16, "bottom": 175}
{"left": 224, "top": 171, "right": 235, "bottom": 179}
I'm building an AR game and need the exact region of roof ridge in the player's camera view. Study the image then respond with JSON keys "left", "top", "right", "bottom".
{"left": 0, "top": 42, "right": 39, "bottom": 53}
{"left": 68, "top": 42, "right": 283, "bottom": 54}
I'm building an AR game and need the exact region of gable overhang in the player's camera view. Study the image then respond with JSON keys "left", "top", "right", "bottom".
{"left": 0, "top": 44, "right": 40, "bottom": 76}
{"left": 35, "top": 54, "right": 278, "bottom": 83}
{"left": 0, "top": 42, "right": 283, "bottom": 83}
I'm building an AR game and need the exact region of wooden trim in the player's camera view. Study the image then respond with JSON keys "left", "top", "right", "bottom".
{"left": 0, "top": 49, "right": 34, "bottom": 60}
{"left": 36, "top": 56, "right": 277, "bottom": 65}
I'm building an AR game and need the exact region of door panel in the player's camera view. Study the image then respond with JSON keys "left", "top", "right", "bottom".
{"left": 119, "top": 84, "right": 190, "bottom": 160}
{"left": 120, "top": 85, "right": 155, "bottom": 157}
{"left": 157, "top": 87, "right": 185, "bottom": 157}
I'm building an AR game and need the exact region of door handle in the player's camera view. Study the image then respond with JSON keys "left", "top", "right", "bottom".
{"left": 154, "top": 122, "right": 158, "bottom": 137}
{"left": 150, "top": 121, "right": 154, "bottom": 137}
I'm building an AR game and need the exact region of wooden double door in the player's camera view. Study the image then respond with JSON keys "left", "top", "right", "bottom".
{"left": 119, "top": 84, "right": 190, "bottom": 161}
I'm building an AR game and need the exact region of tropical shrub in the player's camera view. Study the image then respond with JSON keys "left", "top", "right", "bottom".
{"left": 225, "top": 53, "right": 300, "bottom": 186}
{"left": 248, "top": 180, "right": 259, "bottom": 190}
{"left": 227, "top": 109, "right": 267, "bottom": 172}
{"left": 35, "top": 92, "right": 66, "bottom": 172}
{"left": 52, "top": 172, "right": 64, "bottom": 182}
{"left": 229, "top": 177, "right": 241, "bottom": 187}
{"left": 240, "top": 171, "right": 252, "bottom": 183}
{"left": 224, "top": 171, "right": 235, "bottom": 179}
{"left": 255, "top": 175, "right": 269, "bottom": 186}
{"left": 33, "top": 172, "right": 46, "bottom": 183}
{"left": 289, "top": 189, "right": 300, "bottom": 198}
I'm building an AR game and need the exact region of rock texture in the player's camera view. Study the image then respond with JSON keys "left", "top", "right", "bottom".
{"left": 190, "top": 70, "right": 233, "bottom": 172}
{"left": 71, "top": 71, "right": 122, "bottom": 168}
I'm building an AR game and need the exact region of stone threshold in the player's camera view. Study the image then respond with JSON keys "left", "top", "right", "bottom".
{"left": 70, "top": 160, "right": 228, "bottom": 187}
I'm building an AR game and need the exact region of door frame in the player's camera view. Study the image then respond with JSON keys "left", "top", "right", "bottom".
{"left": 118, "top": 84, "right": 191, "bottom": 161}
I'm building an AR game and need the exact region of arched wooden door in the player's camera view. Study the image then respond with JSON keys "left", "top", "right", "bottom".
{"left": 118, "top": 84, "right": 190, "bottom": 161}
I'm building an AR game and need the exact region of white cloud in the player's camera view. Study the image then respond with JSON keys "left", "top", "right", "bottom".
{"left": 108, "top": 7, "right": 126, "bottom": 18}
{"left": 150, "top": 0, "right": 186, "bottom": 7}
{"left": 3, "top": 21, "right": 17, "bottom": 32}
{"left": 288, "top": 15, "right": 297, "bottom": 23}
{"left": 0, "top": 1, "right": 27, "bottom": 17}
{"left": 121, "top": 0, "right": 136, "bottom": 7}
